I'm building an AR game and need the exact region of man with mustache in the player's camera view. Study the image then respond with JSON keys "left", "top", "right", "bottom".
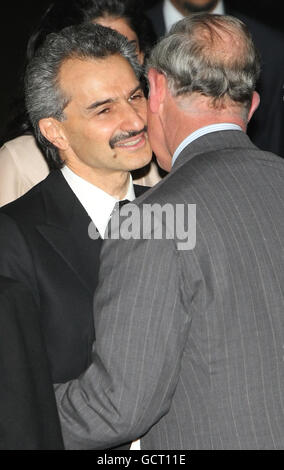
{"left": 0, "top": 23, "right": 151, "bottom": 449}
{"left": 147, "top": 0, "right": 284, "bottom": 158}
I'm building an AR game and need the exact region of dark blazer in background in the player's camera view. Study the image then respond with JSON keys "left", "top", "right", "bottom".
{"left": 146, "top": 1, "right": 284, "bottom": 157}
{"left": 56, "top": 131, "right": 284, "bottom": 449}
{"left": 0, "top": 276, "right": 63, "bottom": 449}
{"left": 0, "top": 170, "right": 147, "bottom": 384}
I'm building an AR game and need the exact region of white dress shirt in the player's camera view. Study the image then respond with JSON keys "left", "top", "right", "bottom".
{"left": 61, "top": 166, "right": 135, "bottom": 239}
{"left": 163, "top": 0, "right": 225, "bottom": 33}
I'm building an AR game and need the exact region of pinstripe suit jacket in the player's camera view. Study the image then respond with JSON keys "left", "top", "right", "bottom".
{"left": 56, "top": 130, "right": 284, "bottom": 449}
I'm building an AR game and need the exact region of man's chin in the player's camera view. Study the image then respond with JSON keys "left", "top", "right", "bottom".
{"left": 129, "top": 156, "right": 153, "bottom": 172}
{"left": 183, "top": 0, "right": 218, "bottom": 14}
{"left": 117, "top": 145, "right": 152, "bottom": 171}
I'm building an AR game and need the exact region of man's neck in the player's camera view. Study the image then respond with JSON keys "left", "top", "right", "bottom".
{"left": 164, "top": 92, "right": 246, "bottom": 156}
{"left": 63, "top": 164, "right": 130, "bottom": 200}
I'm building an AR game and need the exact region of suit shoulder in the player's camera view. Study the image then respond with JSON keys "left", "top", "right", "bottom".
{"left": 134, "top": 171, "right": 182, "bottom": 206}
{"left": 234, "top": 11, "right": 284, "bottom": 41}
{"left": 146, "top": 1, "right": 165, "bottom": 38}
{"left": 0, "top": 276, "right": 32, "bottom": 301}
{"left": 0, "top": 177, "right": 45, "bottom": 222}
{"left": 141, "top": 146, "right": 284, "bottom": 204}
{"left": 230, "top": 9, "right": 284, "bottom": 61}
{"left": 0, "top": 275, "right": 20, "bottom": 292}
{"left": 146, "top": 1, "right": 163, "bottom": 18}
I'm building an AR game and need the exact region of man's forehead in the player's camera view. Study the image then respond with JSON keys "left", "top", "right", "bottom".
{"left": 58, "top": 54, "right": 139, "bottom": 100}
{"left": 58, "top": 54, "right": 133, "bottom": 82}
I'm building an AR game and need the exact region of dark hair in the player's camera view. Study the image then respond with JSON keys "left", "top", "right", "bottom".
{"left": 25, "top": 23, "right": 143, "bottom": 169}
{"left": 1, "top": 0, "right": 156, "bottom": 158}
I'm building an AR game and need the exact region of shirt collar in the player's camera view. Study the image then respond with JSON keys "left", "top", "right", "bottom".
{"left": 61, "top": 166, "right": 135, "bottom": 238}
{"left": 163, "top": 0, "right": 225, "bottom": 32}
{"left": 172, "top": 123, "right": 243, "bottom": 167}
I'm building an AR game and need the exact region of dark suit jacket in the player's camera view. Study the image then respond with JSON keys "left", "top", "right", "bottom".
{"left": 146, "top": 1, "right": 284, "bottom": 157}
{"left": 0, "top": 170, "right": 147, "bottom": 384}
{"left": 0, "top": 276, "right": 63, "bottom": 449}
{"left": 56, "top": 131, "right": 284, "bottom": 449}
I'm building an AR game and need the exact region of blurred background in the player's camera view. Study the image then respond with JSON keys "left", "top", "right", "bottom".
{"left": 0, "top": 0, "right": 283, "bottom": 138}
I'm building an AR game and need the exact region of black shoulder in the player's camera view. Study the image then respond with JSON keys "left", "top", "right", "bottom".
{"left": 0, "top": 179, "right": 43, "bottom": 219}
{"left": 227, "top": 8, "right": 284, "bottom": 61}
{"left": 146, "top": 1, "right": 165, "bottom": 38}
{"left": 0, "top": 276, "right": 30, "bottom": 299}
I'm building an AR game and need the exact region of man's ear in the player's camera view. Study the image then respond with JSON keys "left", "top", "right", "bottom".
{"left": 248, "top": 91, "right": 260, "bottom": 122}
{"left": 39, "top": 118, "right": 68, "bottom": 151}
{"left": 147, "top": 68, "right": 167, "bottom": 113}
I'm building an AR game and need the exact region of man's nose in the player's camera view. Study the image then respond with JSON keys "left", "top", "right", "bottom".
{"left": 120, "top": 101, "right": 146, "bottom": 131}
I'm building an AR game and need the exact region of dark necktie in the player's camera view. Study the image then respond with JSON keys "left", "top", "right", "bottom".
{"left": 118, "top": 199, "right": 130, "bottom": 209}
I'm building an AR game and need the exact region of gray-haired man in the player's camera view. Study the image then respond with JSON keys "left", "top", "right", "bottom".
{"left": 56, "top": 14, "right": 284, "bottom": 449}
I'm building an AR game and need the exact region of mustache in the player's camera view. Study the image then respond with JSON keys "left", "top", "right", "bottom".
{"left": 109, "top": 126, "right": 147, "bottom": 149}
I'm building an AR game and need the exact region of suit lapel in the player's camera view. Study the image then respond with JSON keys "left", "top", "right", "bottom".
{"left": 36, "top": 173, "right": 148, "bottom": 294}
{"left": 37, "top": 171, "right": 102, "bottom": 295}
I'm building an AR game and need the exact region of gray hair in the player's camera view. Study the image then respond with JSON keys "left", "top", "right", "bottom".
{"left": 147, "top": 14, "right": 261, "bottom": 110}
{"left": 25, "top": 23, "right": 143, "bottom": 169}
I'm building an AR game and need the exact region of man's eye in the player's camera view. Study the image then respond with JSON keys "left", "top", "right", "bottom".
{"left": 97, "top": 108, "right": 110, "bottom": 115}
{"left": 129, "top": 93, "right": 143, "bottom": 101}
